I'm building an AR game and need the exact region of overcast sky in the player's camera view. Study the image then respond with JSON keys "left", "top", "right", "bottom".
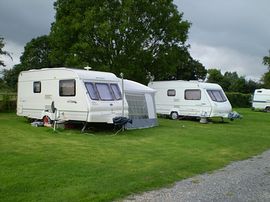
{"left": 175, "top": 0, "right": 270, "bottom": 81}
{"left": 1, "top": 0, "right": 269, "bottom": 81}
{"left": 0, "top": 0, "right": 55, "bottom": 68}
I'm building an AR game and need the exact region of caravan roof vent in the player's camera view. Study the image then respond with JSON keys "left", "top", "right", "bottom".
{"left": 84, "top": 66, "right": 92, "bottom": 71}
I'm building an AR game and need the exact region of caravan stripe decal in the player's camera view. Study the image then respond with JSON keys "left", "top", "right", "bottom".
{"left": 252, "top": 100, "right": 269, "bottom": 103}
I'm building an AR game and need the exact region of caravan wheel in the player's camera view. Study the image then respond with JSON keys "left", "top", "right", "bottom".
{"left": 265, "top": 107, "right": 270, "bottom": 112}
{"left": 43, "top": 116, "right": 51, "bottom": 126}
{"left": 170, "top": 112, "right": 179, "bottom": 120}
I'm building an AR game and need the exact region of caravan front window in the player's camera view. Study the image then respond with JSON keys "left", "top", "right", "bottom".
{"left": 85, "top": 82, "right": 99, "bottom": 100}
{"left": 207, "top": 90, "right": 227, "bottom": 102}
{"left": 96, "top": 83, "right": 114, "bottom": 101}
{"left": 85, "top": 82, "right": 122, "bottom": 101}
{"left": 110, "top": 84, "right": 122, "bottom": 100}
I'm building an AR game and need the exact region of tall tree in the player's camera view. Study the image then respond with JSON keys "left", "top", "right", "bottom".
{"left": 0, "top": 37, "right": 12, "bottom": 67}
{"left": 2, "top": 64, "right": 25, "bottom": 91}
{"left": 261, "top": 50, "right": 270, "bottom": 88}
{"left": 49, "top": 0, "right": 203, "bottom": 83}
{"left": 206, "top": 69, "right": 223, "bottom": 83}
{"left": 222, "top": 72, "right": 244, "bottom": 92}
{"left": 262, "top": 50, "right": 270, "bottom": 69}
{"left": 1, "top": 35, "right": 52, "bottom": 90}
{"left": 245, "top": 79, "right": 262, "bottom": 94}
{"left": 261, "top": 71, "right": 270, "bottom": 88}
{"left": 20, "top": 35, "right": 52, "bottom": 69}
{"left": 207, "top": 69, "right": 261, "bottom": 93}
{"left": 175, "top": 52, "right": 206, "bottom": 80}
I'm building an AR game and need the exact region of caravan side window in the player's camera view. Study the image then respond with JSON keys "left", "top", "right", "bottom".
{"left": 185, "top": 89, "right": 201, "bottom": 100}
{"left": 167, "top": 89, "right": 176, "bottom": 96}
{"left": 33, "top": 81, "right": 41, "bottom": 93}
{"left": 85, "top": 82, "right": 99, "bottom": 100}
{"left": 59, "top": 79, "right": 76, "bottom": 96}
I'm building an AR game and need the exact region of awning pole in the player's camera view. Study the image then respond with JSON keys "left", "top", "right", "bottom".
{"left": 120, "top": 72, "right": 124, "bottom": 117}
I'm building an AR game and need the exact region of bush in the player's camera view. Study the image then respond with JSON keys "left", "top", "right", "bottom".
{"left": 0, "top": 93, "right": 17, "bottom": 112}
{"left": 225, "top": 92, "right": 252, "bottom": 108}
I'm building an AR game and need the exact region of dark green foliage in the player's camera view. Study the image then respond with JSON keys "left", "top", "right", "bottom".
{"left": 2, "top": 64, "right": 25, "bottom": 91}
{"left": 0, "top": 78, "right": 10, "bottom": 91}
{"left": 207, "top": 69, "right": 262, "bottom": 94}
{"left": 20, "top": 35, "right": 52, "bottom": 69}
{"left": 207, "top": 69, "right": 255, "bottom": 107}
{"left": 0, "top": 93, "right": 17, "bottom": 112}
{"left": 245, "top": 79, "right": 262, "bottom": 94}
{"left": 225, "top": 92, "right": 251, "bottom": 108}
{"left": 262, "top": 50, "right": 270, "bottom": 69}
{"left": 175, "top": 55, "right": 207, "bottom": 80}
{"left": 3, "top": 1, "right": 207, "bottom": 89}
{"left": 223, "top": 72, "right": 245, "bottom": 92}
{"left": 261, "top": 71, "right": 270, "bottom": 88}
{"left": 261, "top": 50, "right": 270, "bottom": 88}
{"left": 207, "top": 69, "right": 223, "bottom": 84}
{"left": 49, "top": 0, "right": 205, "bottom": 83}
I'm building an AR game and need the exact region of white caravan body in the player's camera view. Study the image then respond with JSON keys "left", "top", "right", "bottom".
{"left": 252, "top": 89, "right": 270, "bottom": 111}
{"left": 148, "top": 80, "right": 232, "bottom": 119}
{"left": 17, "top": 68, "right": 128, "bottom": 124}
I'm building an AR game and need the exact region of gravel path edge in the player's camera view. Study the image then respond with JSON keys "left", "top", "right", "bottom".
{"left": 123, "top": 150, "right": 270, "bottom": 202}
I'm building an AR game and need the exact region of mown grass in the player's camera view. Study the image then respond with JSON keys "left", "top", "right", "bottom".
{"left": 0, "top": 108, "right": 270, "bottom": 201}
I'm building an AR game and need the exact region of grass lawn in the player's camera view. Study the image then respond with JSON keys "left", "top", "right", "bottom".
{"left": 1, "top": 108, "right": 270, "bottom": 202}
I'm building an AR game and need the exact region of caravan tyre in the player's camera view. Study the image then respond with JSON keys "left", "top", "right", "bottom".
{"left": 265, "top": 107, "right": 270, "bottom": 112}
{"left": 170, "top": 112, "right": 179, "bottom": 120}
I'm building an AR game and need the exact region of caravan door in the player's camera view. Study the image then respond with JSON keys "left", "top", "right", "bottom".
{"left": 58, "top": 79, "right": 88, "bottom": 121}
{"left": 180, "top": 89, "right": 211, "bottom": 117}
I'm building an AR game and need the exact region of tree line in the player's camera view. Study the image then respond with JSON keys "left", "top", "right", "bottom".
{"left": 0, "top": 0, "right": 270, "bottom": 94}
{"left": 207, "top": 69, "right": 262, "bottom": 94}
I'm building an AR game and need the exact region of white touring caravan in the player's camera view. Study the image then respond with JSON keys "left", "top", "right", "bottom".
{"left": 252, "top": 89, "right": 270, "bottom": 112}
{"left": 148, "top": 80, "right": 232, "bottom": 121}
{"left": 17, "top": 68, "right": 157, "bottom": 129}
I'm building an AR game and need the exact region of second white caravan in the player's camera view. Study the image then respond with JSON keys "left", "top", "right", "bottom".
{"left": 252, "top": 88, "right": 270, "bottom": 111}
{"left": 148, "top": 80, "right": 232, "bottom": 120}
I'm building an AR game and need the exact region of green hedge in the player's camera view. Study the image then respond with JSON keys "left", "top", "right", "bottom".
{"left": 225, "top": 92, "right": 252, "bottom": 108}
{"left": 0, "top": 93, "right": 17, "bottom": 112}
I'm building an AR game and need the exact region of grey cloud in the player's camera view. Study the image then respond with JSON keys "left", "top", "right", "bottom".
{"left": 174, "top": 0, "right": 270, "bottom": 79}
{"left": 0, "top": 0, "right": 55, "bottom": 46}
{"left": 176, "top": 0, "right": 270, "bottom": 55}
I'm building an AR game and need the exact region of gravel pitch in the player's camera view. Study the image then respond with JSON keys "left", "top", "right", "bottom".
{"left": 124, "top": 150, "right": 270, "bottom": 202}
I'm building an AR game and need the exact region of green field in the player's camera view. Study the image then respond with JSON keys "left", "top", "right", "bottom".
{"left": 1, "top": 109, "right": 270, "bottom": 202}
